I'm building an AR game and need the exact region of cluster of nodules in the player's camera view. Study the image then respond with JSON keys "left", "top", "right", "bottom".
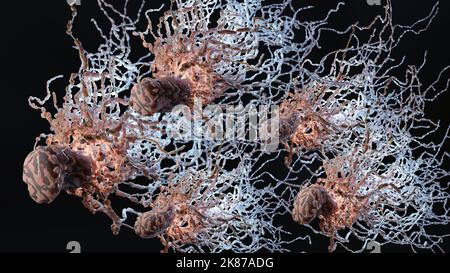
{"left": 291, "top": 152, "right": 385, "bottom": 251}
{"left": 21, "top": 1, "right": 252, "bottom": 251}
{"left": 130, "top": 32, "right": 236, "bottom": 116}
{"left": 132, "top": 178, "right": 227, "bottom": 251}
{"left": 22, "top": 0, "right": 449, "bottom": 252}
{"left": 22, "top": 68, "right": 236, "bottom": 248}
{"left": 129, "top": 52, "right": 231, "bottom": 116}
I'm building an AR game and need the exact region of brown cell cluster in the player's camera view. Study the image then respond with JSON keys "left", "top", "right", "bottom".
{"left": 132, "top": 172, "right": 235, "bottom": 252}
{"left": 292, "top": 184, "right": 337, "bottom": 225}
{"left": 280, "top": 90, "right": 336, "bottom": 151}
{"left": 291, "top": 154, "right": 370, "bottom": 252}
{"left": 317, "top": 156, "right": 367, "bottom": 228}
{"left": 136, "top": 182, "right": 207, "bottom": 251}
{"left": 25, "top": 66, "right": 142, "bottom": 234}
{"left": 292, "top": 146, "right": 401, "bottom": 251}
{"left": 22, "top": 145, "right": 92, "bottom": 204}
{"left": 145, "top": 34, "right": 239, "bottom": 107}
{"left": 19, "top": 0, "right": 450, "bottom": 254}
{"left": 130, "top": 35, "right": 241, "bottom": 116}
{"left": 130, "top": 76, "right": 192, "bottom": 116}
{"left": 134, "top": 205, "right": 176, "bottom": 239}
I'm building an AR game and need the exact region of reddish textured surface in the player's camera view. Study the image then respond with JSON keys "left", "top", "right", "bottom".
{"left": 130, "top": 76, "right": 192, "bottom": 116}
{"left": 292, "top": 184, "right": 337, "bottom": 225}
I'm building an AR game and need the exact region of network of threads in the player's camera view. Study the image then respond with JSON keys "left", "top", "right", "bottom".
{"left": 23, "top": 0, "right": 450, "bottom": 252}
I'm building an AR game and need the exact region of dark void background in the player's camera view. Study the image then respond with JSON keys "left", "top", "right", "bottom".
{"left": 0, "top": 0, "right": 449, "bottom": 253}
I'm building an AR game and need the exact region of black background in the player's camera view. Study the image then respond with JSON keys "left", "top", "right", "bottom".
{"left": 0, "top": 0, "right": 449, "bottom": 253}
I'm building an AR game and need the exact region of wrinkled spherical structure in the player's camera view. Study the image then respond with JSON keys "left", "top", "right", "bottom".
{"left": 23, "top": 146, "right": 60, "bottom": 204}
{"left": 292, "top": 184, "right": 337, "bottom": 225}
{"left": 130, "top": 76, "right": 192, "bottom": 115}
{"left": 23, "top": 145, "right": 92, "bottom": 204}
{"left": 22, "top": 0, "right": 450, "bottom": 253}
{"left": 134, "top": 207, "right": 176, "bottom": 239}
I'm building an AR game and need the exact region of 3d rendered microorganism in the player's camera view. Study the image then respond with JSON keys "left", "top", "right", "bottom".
{"left": 22, "top": 0, "right": 450, "bottom": 252}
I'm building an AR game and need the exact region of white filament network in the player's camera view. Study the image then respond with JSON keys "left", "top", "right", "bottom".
{"left": 27, "top": 0, "right": 449, "bottom": 252}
